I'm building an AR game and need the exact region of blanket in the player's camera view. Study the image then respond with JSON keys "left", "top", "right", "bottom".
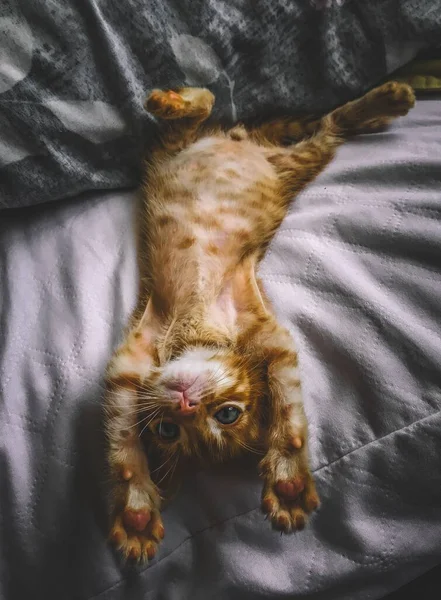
{"left": 1, "top": 97, "right": 441, "bottom": 600}
{"left": 1, "top": 0, "right": 441, "bottom": 209}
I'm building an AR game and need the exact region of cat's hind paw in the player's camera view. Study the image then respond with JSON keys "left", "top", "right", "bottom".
{"left": 145, "top": 88, "right": 214, "bottom": 120}
{"left": 146, "top": 89, "right": 189, "bottom": 118}
{"left": 262, "top": 472, "right": 319, "bottom": 533}
{"left": 260, "top": 451, "right": 319, "bottom": 533}
{"left": 110, "top": 508, "right": 164, "bottom": 562}
{"left": 109, "top": 468, "right": 163, "bottom": 562}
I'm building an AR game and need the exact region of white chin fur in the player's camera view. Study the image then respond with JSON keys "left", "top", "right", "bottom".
{"left": 159, "top": 347, "right": 234, "bottom": 392}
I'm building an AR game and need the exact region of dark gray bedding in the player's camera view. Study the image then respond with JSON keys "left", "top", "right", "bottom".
{"left": 1, "top": 0, "right": 440, "bottom": 208}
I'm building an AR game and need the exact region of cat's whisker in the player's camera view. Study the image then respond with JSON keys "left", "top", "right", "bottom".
{"left": 232, "top": 436, "right": 265, "bottom": 456}
{"left": 105, "top": 385, "right": 159, "bottom": 402}
{"left": 168, "top": 451, "right": 180, "bottom": 483}
{"left": 156, "top": 452, "right": 180, "bottom": 486}
{"left": 110, "top": 378, "right": 159, "bottom": 397}
{"left": 139, "top": 408, "right": 163, "bottom": 437}
{"left": 119, "top": 402, "right": 162, "bottom": 416}
{"left": 129, "top": 408, "right": 161, "bottom": 430}
{"left": 113, "top": 408, "right": 160, "bottom": 421}
{"left": 151, "top": 450, "right": 176, "bottom": 474}
{"left": 238, "top": 444, "right": 264, "bottom": 456}
{"left": 136, "top": 396, "right": 162, "bottom": 404}
{"left": 135, "top": 399, "right": 161, "bottom": 406}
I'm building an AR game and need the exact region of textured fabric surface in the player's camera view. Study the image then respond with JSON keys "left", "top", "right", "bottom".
{"left": 1, "top": 98, "right": 440, "bottom": 600}
{"left": 1, "top": 0, "right": 441, "bottom": 208}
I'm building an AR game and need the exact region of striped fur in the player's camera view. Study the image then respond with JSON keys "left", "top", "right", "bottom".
{"left": 104, "top": 82, "right": 415, "bottom": 560}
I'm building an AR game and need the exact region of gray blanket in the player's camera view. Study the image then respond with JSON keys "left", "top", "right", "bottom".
{"left": 1, "top": 97, "right": 440, "bottom": 600}
{"left": 1, "top": 0, "right": 440, "bottom": 208}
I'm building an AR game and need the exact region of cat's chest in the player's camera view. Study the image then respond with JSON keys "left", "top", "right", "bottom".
{"left": 167, "top": 136, "right": 274, "bottom": 193}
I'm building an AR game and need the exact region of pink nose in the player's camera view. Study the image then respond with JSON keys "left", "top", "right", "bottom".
{"left": 178, "top": 395, "right": 199, "bottom": 415}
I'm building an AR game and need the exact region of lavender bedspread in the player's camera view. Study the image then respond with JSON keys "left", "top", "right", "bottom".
{"left": 1, "top": 97, "right": 441, "bottom": 599}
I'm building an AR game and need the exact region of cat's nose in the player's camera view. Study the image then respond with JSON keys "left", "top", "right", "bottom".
{"left": 178, "top": 395, "right": 200, "bottom": 415}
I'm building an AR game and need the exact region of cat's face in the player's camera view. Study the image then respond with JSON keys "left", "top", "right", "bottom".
{"left": 141, "top": 345, "right": 266, "bottom": 461}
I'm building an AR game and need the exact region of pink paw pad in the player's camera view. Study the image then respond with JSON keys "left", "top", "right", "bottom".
{"left": 275, "top": 479, "right": 305, "bottom": 499}
{"left": 123, "top": 509, "right": 151, "bottom": 532}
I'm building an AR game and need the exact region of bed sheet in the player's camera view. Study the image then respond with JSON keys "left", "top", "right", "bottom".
{"left": 0, "top": 98, "right": 441, "bottom": 600}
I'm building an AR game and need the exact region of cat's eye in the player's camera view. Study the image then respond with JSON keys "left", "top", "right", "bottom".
{"left": 155, "top": 421, "right": 180, "bottom": 441}
{"left": 214, "top": 405, "right": 242, "bottom": 425}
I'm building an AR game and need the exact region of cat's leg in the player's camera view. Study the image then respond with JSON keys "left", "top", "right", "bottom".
{"left": 250, "top": 81, "right": 414, "bottom": 149}
{"left": 253, "top": 319, "right": 319, "bottom": 532}
{"left": 105, "top": 342, "right": 164, "bottom": 561}
{"left": 329, "top": 81, "right": 415, "bottom": 135}
{"left": 269, "top": 81, "right": 415, "bottom": 198}
{"left": 248, "top": 116, "right": 321, "bottom": 146}
{"left": 145, "top": 87, "right": 215, "bottom": 151}
{"left": 253, "top": 82, "right": 415, "bottom": 532}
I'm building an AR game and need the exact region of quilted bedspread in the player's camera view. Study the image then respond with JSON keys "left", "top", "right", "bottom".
{"left": 1, "top": 96, "right": 441, "bottom": 599}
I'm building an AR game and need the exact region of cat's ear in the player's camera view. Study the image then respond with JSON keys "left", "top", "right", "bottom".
{"left": 207, "top": 256, "right": 269, "bottom": 333}
{"left": 136, "top": 295, "right": 165, "bottom": 347}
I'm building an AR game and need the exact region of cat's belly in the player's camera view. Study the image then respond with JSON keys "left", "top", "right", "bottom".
{"left": 164, "top": 135, "right": 278, "bottom": 236}
{"left": 150, "top": 135, "right": 280, "bottom": 297}
{"left": 170, "top": 136, "right": 275, "bottom": 192}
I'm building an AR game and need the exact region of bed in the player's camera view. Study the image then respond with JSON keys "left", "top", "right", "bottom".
{"left": 1, "top": 2, "right": 441, "bottom": 599}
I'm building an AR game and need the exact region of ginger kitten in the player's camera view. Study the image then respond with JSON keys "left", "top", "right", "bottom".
{"left": 104, "top": 82, "right": 415, "bottom": 561}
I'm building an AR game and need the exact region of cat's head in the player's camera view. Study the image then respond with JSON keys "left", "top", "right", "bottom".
{"left": 141, "top": 344, "right": 266, "bottom": 461}
{"left": 130, "top": 258, "right": 269, "bottom": 462}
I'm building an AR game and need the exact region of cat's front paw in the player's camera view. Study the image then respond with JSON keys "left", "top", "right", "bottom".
{"left": 260, "top": 449, "right": 319, "bottom": 533}
{"left": 109, "top": 474, "right": 164, "bottom": 562}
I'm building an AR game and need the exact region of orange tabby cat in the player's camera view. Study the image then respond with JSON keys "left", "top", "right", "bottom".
{"left": 104, "top": 82, "right": 415, "bottom": 561}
